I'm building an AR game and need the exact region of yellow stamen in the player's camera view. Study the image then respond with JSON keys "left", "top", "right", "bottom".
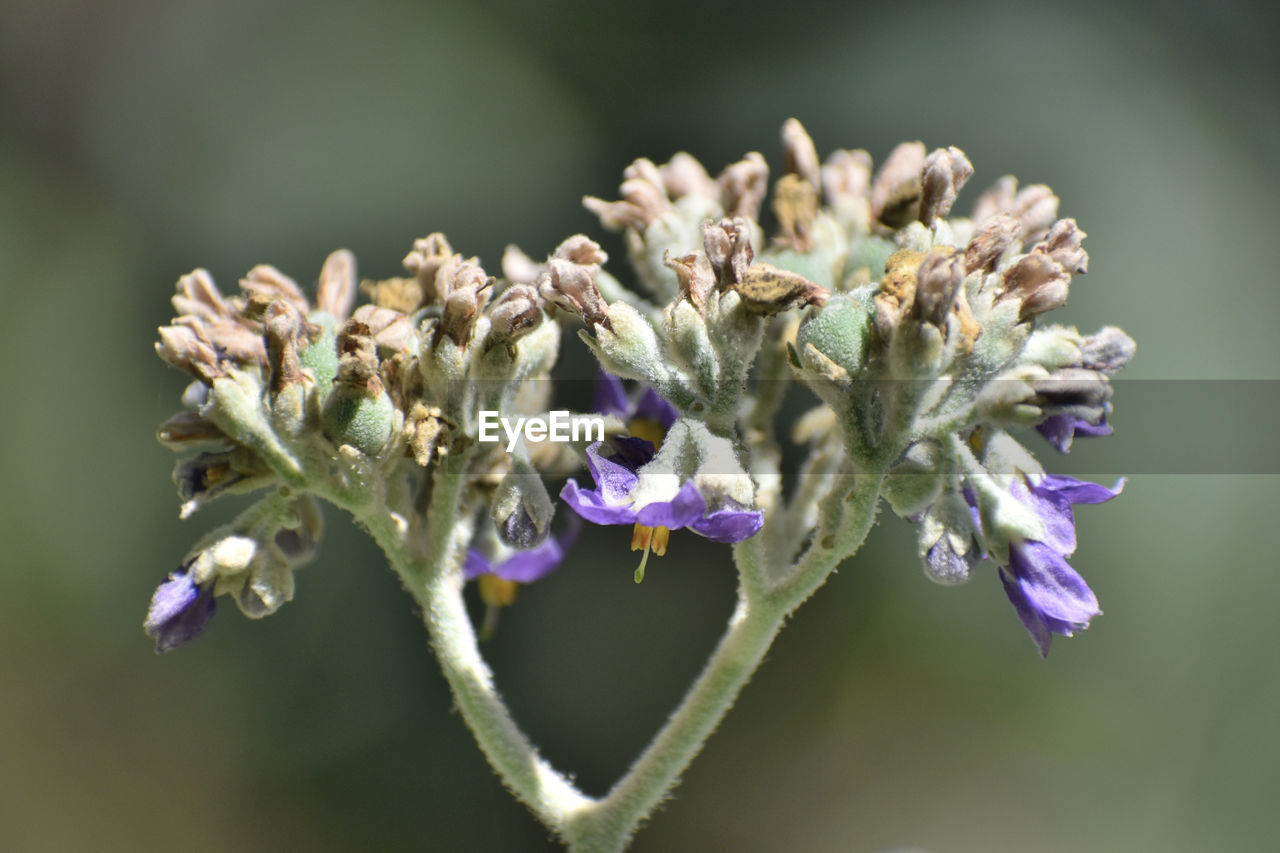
{"left": 631, "top": 523, "right": 654, "bottom": 552}
{"left": 478, "top": 574, "right": 519, "bottom": 608}
{"left": 628, "top": 418, "right": 667, "bottom": 450}
{"left": 650, "top": 525, "right": 670, "bottom": 556}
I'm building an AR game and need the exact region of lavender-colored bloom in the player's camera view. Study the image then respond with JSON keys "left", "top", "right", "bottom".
{"left": 464, "top": 519, "right": 580, "bottom": 584}
{"left": 1036, "top": 413, "right": 1113, "bottom": 453}
{"left": 996, "top": 473, "right": 1123, "bottom": 657}
{"left": 593, "top": 372, "right": 678, "bottom": 431}
{"left": 560, "top": 442, "right": 763, "bottom": 543}
{"left": 144, "top": 567, "right": 216, "bottom": 652}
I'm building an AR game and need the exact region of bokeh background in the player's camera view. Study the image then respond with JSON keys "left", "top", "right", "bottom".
{"left": 2, "top": 1, "right": 1277, "bottom": 850}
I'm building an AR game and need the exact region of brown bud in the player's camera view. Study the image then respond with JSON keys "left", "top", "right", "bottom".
{"left": 263, "top": 302, "right": 305, "bottom": 394}
{"left": 156, "top": 411, "right": 228, "bottom": 448}
{"left": 970, "top": 176, "right": 1017, "bottom": 226}
{"left": 171, "top": 270, "right": 229, "bottom": 324}
{"left": 919, "top": 146, "right": 974, "bottom": 223}
{"left": 553, "top": 235, "right": 608, "bottom": 266}
{"left": 1002, "top": 253, "right": 1070, "bottom": 320}
{"left": 241, "top": 265, "right": 308, "bottom": 314}
{"left": 964, "top": 214, "right": 1022, "bottom": 275}
{"left": 1030, "top": 367, "right": 1113, "bottom": 425}
{"left": 316, "top": 249, "right": 356, "bottom": 320}
{"left": 584, "top": 157, "right": 670, "bottom": 232}
{"left": 335, "top": 319, "right": 383, "bottom": 393}
{"left": 702, "top": 217, "right": 754, "bottom": 290}
{"left": 1035, "top": 218, "right": 1088, "bottom": 275}
{"left": 487, "top": 284, "right": 544, "bottom": 348}
{"left": 402, "top": 233, "right": 454, "bottom": 301}
{"left": 538, "top": 258, "right": 610, "bottom": 329}
{"left": 772, "top": 173, "right": 819, "bottom": 251}
{"left": 912, "top": 249, "right": 965, "bottom": 329}
{"left": 351, "top": 304, "right": 417, "bottom": 354}
{"left": 718, "top": 152, "right": 769, "bottom": 221}
{"left": 820, "top": 148, "right": 872, "bottom": 206}
{"left": 663, "top": 250, "right": 716, "bottom": 311}
{"left": 871, "top": 141, "right": 926, "bottom": 227}
{"left": 360, "top": 277, "right": 423, "bottom": 314}
{"left": 437, "top": 260, "right": 493, "bottom": 349}
{"left": 406, "top": 403, "right": 450, "bottom": 467}
{"left": 1009, "top": 185, "right": 1059, "bottom": 242}
{"left": 501, "top": 244, "right": 543, "bottom": 285}
{"left": 735, "top": 263, "right": 828, "bottom": 316}
{"left": 156, "top": 324, "right": 220, "bottom": 382}
{"left": 781, "top": 118, "right": 822, "bottom": 190}
{"left": 660, "top": 152, "right": 718, "bottom": 202}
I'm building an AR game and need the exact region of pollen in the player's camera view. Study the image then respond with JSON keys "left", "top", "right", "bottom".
{"left": 628, "top": 418, "right": 667, "bottom": 450}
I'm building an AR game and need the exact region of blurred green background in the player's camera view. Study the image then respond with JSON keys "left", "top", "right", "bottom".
{"left": 2, "top": 1, "right": 1277, "bottom": 850}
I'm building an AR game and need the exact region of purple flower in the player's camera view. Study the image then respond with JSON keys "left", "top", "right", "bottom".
{"left": 560, "top": 441, "right": 763, "bottom": 544}
{"left": 1036, "top": 414, "right": 1113, "bottom": 453}
{"left": 144, "top": 567, "right": 216, "bottom": 652}
{"left": 464, "top": 519, "right": 580, "bottom": 584}
{"left": 593, "top": 372, "right": 678, "bottom": 432}
{"left": 995, "top": 473, "right": 1123, "bottom": 657}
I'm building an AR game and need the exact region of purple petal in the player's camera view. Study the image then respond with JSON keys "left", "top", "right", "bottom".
{"left": 1037, "top": 414, "right": 1112, "bottom": 453}
{"left": 606, "top": 435, "right": 659, "bottom": 472}
{"left": 585, "top": 441, "right": 640, "bottom": 505}
{"left": 490, "top": 517, "right": 581, "bottom": 583}
{"left": 1013, "top": 476, "right": 1079, "bottom": 555}
{"left": 593, "top": 372, "right": 631, "bottom": 418}
{"left": 144, "top": 571, "right": 216, "bottom": 652}
{"left": 1008, "top": 541, "right": 1100, "bottom": 629}
{"left": 463, "top": 549, "right": 492, "bottom": 580}
{"left": 1039, "top": 473, "right": 1125, "bottom": 505}
{"left": 999, "top": 567, "right": 1054, "bottom": 658}
{"left": 692, "top": 506, "right": 764, "bottom": 543}
{"left": 635, "top": 481, "right": 707, "bottom": 530}
{"left": 633, "top": 387, "right": 679, "bottom": 429}
{"left": 561, "top": 478, "right": 639, "bottom": 525}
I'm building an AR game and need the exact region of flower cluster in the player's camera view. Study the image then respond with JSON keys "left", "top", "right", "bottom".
{"left": 149, "top": 118, "right": 1131, "bottom": 662}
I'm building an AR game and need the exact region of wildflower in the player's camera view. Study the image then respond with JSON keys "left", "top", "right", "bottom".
{"left": 561, "top": 428, "right": 763, "bottom": 582}
{"left": 465, "top": 521, "right": 579, "bottom": 638}
{"left": 991, "top": 473, "right": 1123, "bottom": 657}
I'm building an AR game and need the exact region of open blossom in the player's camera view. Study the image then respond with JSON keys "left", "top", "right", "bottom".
{"left": 561, "top": 441, "right": 763, "bottom": 544}
{"left": 992, "top": 473, "right": 1123, "bottom": 657}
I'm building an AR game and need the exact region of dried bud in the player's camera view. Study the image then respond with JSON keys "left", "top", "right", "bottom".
{"left": 659, "top": 151, "right": 718, "bottom": 201}
{"left": 702, "top": 217, "right": 755, "bottom": 289}
{"left": 322, "top": 320, "right": 395, "bottom": 455}
{"left": 316, "top": 249, "right": 356, "bottom": 320}
{"left": 1080, "top": 327, "right": 1135, "bottom": 374}
{"left": 334, "top": 320, "right": 382, "bottom": 390}
{"left": 735, "top": 263, "right": 828, "bottom": 316}
{"left": 870, "top": 141, "right": 926, "bottom": 227}
{"left": 717, "top": 152, "right": 769, "bottom": 221}
{"left": 435, "top": 257, "right": 493, "bottom": 348}
{"left": 538, "top": 258, "right": 610, "bottom": 329}
{"left": 664, "top": 250, "right": 716, "bottom": 311}
{"left": 406, "top": 403, "right": 450, "bottom": 467}
{"left": 584, "top": 157, "right": 669, "bottom": 231}
{"left": 821, "top": 148, "right": 872, "bottom": 206}
{"left": 351, "top": 304, "right": 416, "bottom": 355}
{"left": 402, "top": 233, "right": 454, "bottom": 301}
{"left": 263, "top": 302, "right": 306, "bottom": 394}
{"left": 487, "top": 284, "right": 544, "bottom": 348}
{"left": 361, "top": 277, "right": 423, "bottom": 314}
{"left": 502, "top": 244, "right": 543, "bottom": 285}
{"left": 973, "top": 177, "right": 1059, "bottom": 242}
{"left": 919, "top": 146, "right": 974, "bottom": 223}
{"left": 171, "top": 269, "right": 229, "bottom": 324}
{"left": 1030, "top": 367, "right": 1113, "bottom": 426}
{"left": 772, "top": 173, "right": 819, "bottom": 250}
{"left": 156, "top": 324, "right": 220, "bottom": 383}
{"left": 874, "top": 248, "right": 926, "bottom": 334}
{"left": 911, "top": 249, "right": 965, "bottom": 329}
{"left": 964, "top": 214, "right": 1022, "bottom": 275}
{"left": 781, "top": 118, "right": 822, "bottom": 189}
{"left": 1002, "top": 253, "right": 1070, "bottom": 320}
{"left": 553, "top": 235, "right": 608, "bottom": 266}
{"left": 240, "top": 265, "right": 308, "bottom": 314}
{"left": 1035, "top": 218, "right": 1088, "bottom": 274}
{"left": 156, "top": 411, "right": 227, "bottom": 449}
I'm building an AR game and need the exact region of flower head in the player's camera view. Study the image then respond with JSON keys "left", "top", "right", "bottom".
{"left": 989, "top": 473, "right": 1123, "bottom": 656}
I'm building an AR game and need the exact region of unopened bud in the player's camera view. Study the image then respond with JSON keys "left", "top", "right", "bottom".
{"left": 487, "top": 284, "right": 544, "bottom": 348}
{"left": 1080, "top": 326, "right": 1136, "bottom": 374}
{"left": 316, "top": 249, "right": 356, "bottom": 320}
{"left": 963, "top": 214, "right": 1022, "bottom": 275}
{"left": 870, "top": 141, "right": 926, "bottom": 228}
{"left": 538, "top": 258, "right": 610, "bottom": 329}
{"left": 703, "top": 217, "right": 755, "bottom": 289}
{"left": 911, "top": 249, "right": 964, "bottom": 330}
{"left": 718, "top": 152, "right": 769, "bottom": 221}
{"left": 919, "top": 146, "right": 973, "bottom": 223}
{"left": 1035, "top": 218, "right": 1088, "bottom": 274}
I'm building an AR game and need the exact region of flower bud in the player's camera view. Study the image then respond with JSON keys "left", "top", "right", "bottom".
{"left": 717, "top": 152, "right": 769, "bottom": 221}
{"left": 703, "top": 217, "right": 755, "bottom": 290}
{"left": 487, "top": 284, "right": 544, "bottom": 350}
{"left": 919, "top": 146, "right": 973, "bottom": 223}
{"left": 320, "top": 320, "right": 395, "bottom": 455}
{"left": 795, "top": 289, "right": 876, "bottom": 377}
{"left": 1080, "top": 326, "right": 1136, "bottom": 374}
{"left": 870, "top": 141, "right": 926, "bottom": 228}
{"left": 491, "top": 458, "right": 555, "bottom": 549}
{"left": 538, "top": 257, "right": 610, "bottom": 329}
